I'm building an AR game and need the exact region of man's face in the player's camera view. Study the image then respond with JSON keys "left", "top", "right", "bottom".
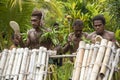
{"left": 73, "top": 26, "right": 83, "bottom": 37}
{"left": 31, "top": 16, "right": 40, "bottom": 29}
{"left": 93, "top": 20, "right": 104, "bottom": 35}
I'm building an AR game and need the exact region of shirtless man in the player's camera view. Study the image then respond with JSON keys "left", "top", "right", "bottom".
{"left": 13, "top": 9, "right": 53, "bottom": 49}
{"left": 87, "top": 15, "right": 116, "bottom": 43}
{"left": 62, "top": 19, "right": 88, "bottom": 54}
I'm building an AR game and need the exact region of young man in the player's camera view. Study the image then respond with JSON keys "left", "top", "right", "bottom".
{"left": 12, "top": 9, "right": 53, "bottom": 49}
{"left": 87, "top": 15, "right": 116, "bottom": 43}
{"left": 62, "top": 19, "right": 88, "bottom": 54}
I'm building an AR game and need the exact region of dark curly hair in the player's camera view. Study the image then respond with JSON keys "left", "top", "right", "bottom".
{"left": 31, "top": 9, "right": 42, "bottom": 20}
{"left": 72, "top": 19, "right": 83, "bottom": 28}
{"left": 92, "top": 14, "right": 106, "bottom": 25}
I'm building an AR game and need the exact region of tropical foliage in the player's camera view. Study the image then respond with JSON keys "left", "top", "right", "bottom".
{"left": 0, "top": 0, "right": 120, "bottom": 79}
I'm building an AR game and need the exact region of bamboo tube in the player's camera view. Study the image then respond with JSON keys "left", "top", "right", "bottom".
{"left": 95, "top": 35, "right": 102, "bottom": 43}
{"left": 109, "top": 49, "right": 120, "bottom": 80}
{"left": 86, "top": 36, "right": 102, "bottom": 80}
{"left": 27, "top": 49, "right": 37, "bottom": 80}
{"left": 5, "top": 48, "right": 16, "bottom": 79}
{"left": 0, "top": 49, "right": 8, "bottom": 77}
{"left": 103, "top": 52, "right": 114, "bottom": 80}
{"left": 18, "top": 48, "right": 29, "bottom": 80}
{"left": 84, "top": 44, "right": 94, "bottom": 80}
{"left": 0, "top": 52, "right": 2, "bottom": 60}
{"left": 100, "top": 41, "right": 113, "bottom": 78}
{"left": 50, "top": 54, "right": 76, "bottom": 58}
{"left": 13, "top": 48, "right": 24, "bottom": 80}
{"left": 44, "top": 50, "right": 50, "bottom": 80}
{"left": 10, "top": 48, "right": 20, "bottom": 79}
{"left": 90, "top": 39, "right": 108, "bottom": 80}
{"left": 38, "top": 47, "right": 47, "bottom": 80}
{"left": 86, "top": 43, "right": 99, "bottom": 80}
{"left": 72, "top": 41, "right": 86, "bottom": 80}
{"left": 36, "top": 47, "right": 43, "bottom": 68}
{"left": 79, "top": 44, "right": 90, "bottom": 80}
{"left": 2, "top": 50, "right": 11, "bottom": 80}
{"left": 35, "top": 47, "right": 43, "bottom": 80}
{"left": 23, "top": 50, "right": 31, "bottom": 80}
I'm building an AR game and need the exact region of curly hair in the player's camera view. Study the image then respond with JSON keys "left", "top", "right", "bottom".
{"left": 92, "top": 14, "right": 106, "bottom": 25}
{"left": 31, "top": 9, "right": 42, "bottom": 20}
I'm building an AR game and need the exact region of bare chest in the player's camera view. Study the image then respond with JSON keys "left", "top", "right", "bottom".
{"left": 29, "top": 31, "right": 42, "bottom": 43}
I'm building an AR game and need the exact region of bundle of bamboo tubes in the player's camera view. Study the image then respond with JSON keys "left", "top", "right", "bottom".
{"left": 0, "top": 47, "right": 56, "bottom": 80}
{"left": 72, "top": 36, "right": 120, "bottom": 80}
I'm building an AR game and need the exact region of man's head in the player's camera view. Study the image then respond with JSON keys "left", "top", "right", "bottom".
{"left": 31, "top": 10, "right": 42, "bottom": 29}
{"left": 92, "top": 15, "right": 106, "bottom": 35}
{"left": 72, "top": 19, "right": 83, "bottom": 37}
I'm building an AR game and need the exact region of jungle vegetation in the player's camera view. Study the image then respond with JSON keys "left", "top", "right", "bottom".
{"left": 0, "top": 0, "right": 120, "bottom": 51}
{"left": 0, "top": 0, "right": 120, "bottom": 80}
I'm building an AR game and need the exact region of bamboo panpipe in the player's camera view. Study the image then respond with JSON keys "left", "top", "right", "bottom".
{"left": 50, "top": 54, "right": 76, "bottom": 58}
{"left": 10, "top": 48, "right": 20, "bottom": 79}
{"left": 13, "top": 48, "right": 24, "bottom": 80}
{"left": 100, "top": 41, "right": 113, "bottom": 78}
{"left": 72, "top": 41, "right": 86, "bottom": 80}
{"left": 103, "top": 52, "right": 114, "bottom": 80}
{"left": 2, "top": 50, "right": 11, "bottom": 80}
{"left": 38, "top": 47, "right": 47, "bottom": 80}
{"left": 5, "top": 48, "right": 16, "bottom": 79}
{"left": 27, "top": 49, "right": 37, "bottom": 80}
{"left": 24, "top": 49, "right": 31, "bottom": 80}
{"left": 80, "top": 44, "right": 90, "bottom": 80}
{"left": 35, "top": 47, "right": 43, "bottom": 80}
{"left": 0, "top": 49, "right": 8, "bottom": 77}
{"left": 90, "top": 39, "right": 108, "bottom": 80}
{"left": 86, "top": 43, "right": 99, "bottom": 80}
{"left": 109, "top": 49, "right": 120, "bottom": 80}
{"left": 0, "top": 52, "right": 1, "bottom": 58}
{"left": 0, "top": 43, "right": 119, "bottom": 80}
{"left": 18, "top": 48, "right": 29, "bottom": 80}
{"left": 36, "top": 47, "right": 43, "bottom": 68}
{"left": 84, "top": 44, "right": 94, "bottom": 80}
{"left": 86, "top": 35, "right": 102, "bottom": 80}
{"left": 44, "top": 50, "right": 50, "bottom": 80}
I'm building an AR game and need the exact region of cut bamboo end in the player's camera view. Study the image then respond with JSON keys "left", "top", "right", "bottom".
{"left": 100, "top": 41, "right": 113, "bottom": 78}
{"left": 95, "top": 35, "right": 103, "bottom": 43}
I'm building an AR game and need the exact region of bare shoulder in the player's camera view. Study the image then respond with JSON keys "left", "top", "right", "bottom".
{"left": 82, "top": 32, "right": 88, "bottom": 38}
{"left": 105, "top": 30, "right": 115, "bottom": 38}
{"left": 87, "top": 32, "right": 96, "bottom": 39}
{"left": 105, "top": 30, "right": 115, "bottom": 35}
{"left": 105, "top": 30, "right": 115, "bottom": 41}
